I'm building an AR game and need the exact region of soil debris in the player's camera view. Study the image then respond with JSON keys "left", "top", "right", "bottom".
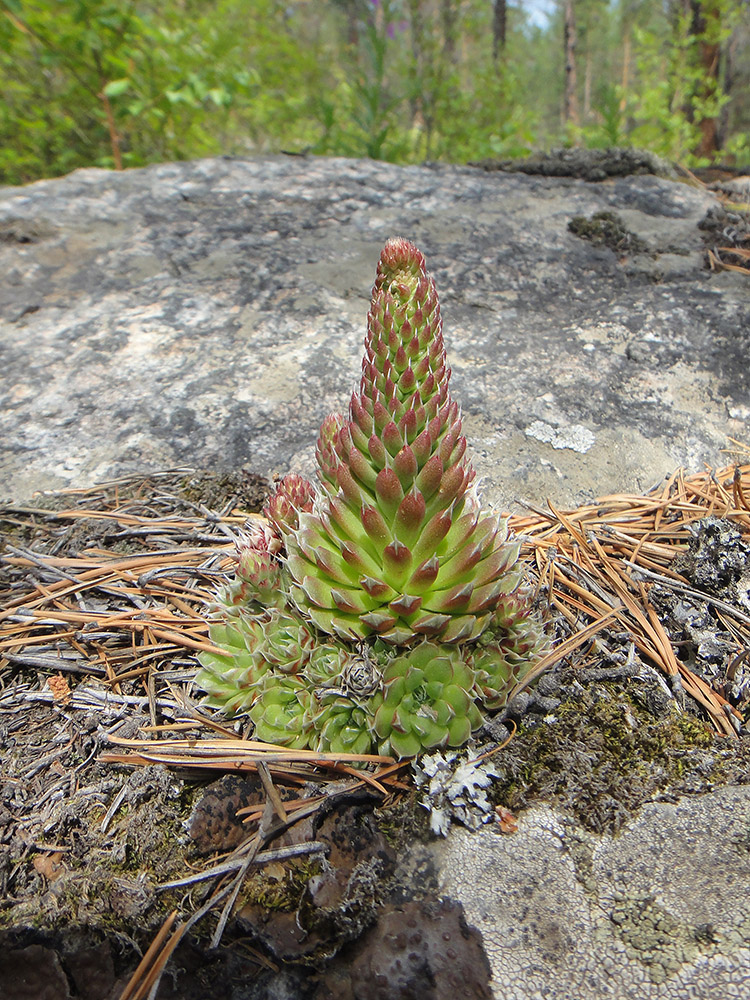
{"left": 1, "top": 465, "right": 749, "bottom": 997}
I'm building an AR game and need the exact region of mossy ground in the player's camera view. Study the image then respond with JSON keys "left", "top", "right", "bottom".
{"left": 568, "top": 210, "right": 650, "bottom": 255}
{"left": 488, "top": 669, "right": 745, "bottom": 834}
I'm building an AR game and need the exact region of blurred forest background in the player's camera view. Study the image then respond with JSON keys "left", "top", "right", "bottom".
{"left": 1, "top": 0, "right": 748, "bottom": 186}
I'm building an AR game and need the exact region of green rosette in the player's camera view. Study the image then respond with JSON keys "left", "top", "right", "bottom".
{"left": 310, "top": 694, "right": 376, "bottom": 756}
{"left": 372, "top": 641, "right": 482, "bottom": 758}
{"left": 196, "top": 612, "right": 271, "bottom": 714}
{"left": 249, "top": 675, "right": 314, "bottom": 749}
{"left": 258, "top": 608, "right": 315, "bottom": 675}
{"left": 473, "top": 597, "right": 549, "bottom": 709}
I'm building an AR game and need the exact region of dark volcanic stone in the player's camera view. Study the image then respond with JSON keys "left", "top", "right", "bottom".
{"left": 320, "top": 898, "right": 493, "bottom": 1000}
{"left": 0, "top": 944, "right": 71, "bottom": 1000}
{"left": 675, "top": 516, "right": 750, "bottom": 610}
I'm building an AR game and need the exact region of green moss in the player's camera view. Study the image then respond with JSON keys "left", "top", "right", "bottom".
{"left": 490, "top": 680, "right": 720, "bottom": 833}
{"left": 568, "top": 210, "right": 649, "bottom": 255}
{"left": 239, "top": 858, "right": 322, "bottom": 913}
{"left": 178, "top": 470, "right": 269, "bottom": 512}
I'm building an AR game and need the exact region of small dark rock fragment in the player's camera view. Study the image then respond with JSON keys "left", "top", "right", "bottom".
{"left": 187, "top": 774, "right": 266, "bottom": 854}
{"left": 0, "top": 944, "right": 71, "bottom": 1000}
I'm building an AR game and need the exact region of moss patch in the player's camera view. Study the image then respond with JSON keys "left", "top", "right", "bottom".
{"left": 177, "top": 469, "right": 270, "bottom": 512}
{"left": 490, "top": 675, "right": 724, "bottom": 834}
{"left": 568, "top": 210, "right": 650, "bottom": 255}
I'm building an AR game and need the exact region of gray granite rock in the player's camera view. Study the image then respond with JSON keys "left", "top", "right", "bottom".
{"left": 435, "top": 785, "right": 750, "bottom": 999}
{"left": 1, "top": 155, "right": 747, "bottom": 508}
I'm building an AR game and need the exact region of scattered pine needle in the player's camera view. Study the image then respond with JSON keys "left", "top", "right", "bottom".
{"left": 3, "top": 464, "right": 750, "bottom": 995}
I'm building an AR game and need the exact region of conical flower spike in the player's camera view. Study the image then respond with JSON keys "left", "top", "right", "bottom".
{"left": 285, "top": 238, "right": 523, "bottom": 645}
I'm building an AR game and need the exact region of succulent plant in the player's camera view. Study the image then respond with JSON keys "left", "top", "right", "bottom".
{"left": 195, "top": 612, "right": 271, "bottom": 714}
{"left": 277, "top": 238, "right": 522, "bottom": 647}
{"left": 372, "top": 642, "right": 483, "bottom": 758}
{"left": 264, "top": 473, "right": 316, "bottom": 535}
{"left": 196, "top": 238, "right": 546, "bottom": 759}
{"left": 197, "top": 606, "right": 313, "bottom": 712}
{"left": 473, "top": 598, "right": 549, "bottom": 709}
{"left": 302, "top": 642, "right": 355, "bottom": 687}
{"left": 249, "top": 675, "right": 314, "bottom": 749}
{"left": 219, "top": 519, "right": 285, "bottom": 610}
{"left": 310, "top": 694, "right": 376, "bottom": 756}
{"left": 258, "top": 609, "right": 315, "bottom": 675}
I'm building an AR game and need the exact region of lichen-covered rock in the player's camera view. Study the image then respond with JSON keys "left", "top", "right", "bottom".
{"left": 1, "top": 156, "right": 744, "bottom": 510}
{"left": 435, "top": 785, "right": 750, "bottom": 1000}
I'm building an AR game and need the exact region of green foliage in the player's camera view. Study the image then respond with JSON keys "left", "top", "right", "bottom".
{"left": 311, "top": 0, "right": 415, "bottom": 161}
{"left": 1, "top": 0, "right": 749, "bottom": 184}
{"left": 626, "top": 18, "right": 721, "bottom": 165}
{"left": 0, "top": 0, "right": 329, "bottom": 183}
{"left": 623, "top": 1, "right": 739, "bottom": 166}
{"left": 574, "top": 84, "right": 626, "bottom": 149}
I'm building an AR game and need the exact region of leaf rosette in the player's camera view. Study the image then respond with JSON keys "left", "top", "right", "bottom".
{"left": 249, "top": 675, "right": 314, "bottom": 749}
{"left": 196, "top": 612, "right": 271, "bottom": 714}
{"left": 372, "top": 641, "right": 482, "bottom": 758}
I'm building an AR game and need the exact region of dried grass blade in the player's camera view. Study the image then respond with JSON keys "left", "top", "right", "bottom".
{"left": 546, "top": 499, "right": 591, "bottom": 550}
{"left": 733, "top": 466, "right": 750, "bottom": 513}
{"left": 506, "top": 607, "right": 621, "bottom": 703}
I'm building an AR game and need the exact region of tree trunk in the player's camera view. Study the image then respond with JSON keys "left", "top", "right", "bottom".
{"left": 690, "top": 0, "right": 723, "bottom": 160}
{"left": 583, "top": 46, "right": 592, "bottom": 120}
{"left": 563, "top": 0, "right": 579, "bottom": 127}
{"left": 442, "top": 0, "right": 458, "bottom": 65}
{"left": 493, "top": 0, "right": 507, "bottom": 63}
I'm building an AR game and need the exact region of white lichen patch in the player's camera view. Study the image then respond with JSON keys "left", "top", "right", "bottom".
{"left": 525, "top": 419, "right": 596, "bottom": 453}
{"left": 413, "top": 750, "right": 500, "bottom": 836}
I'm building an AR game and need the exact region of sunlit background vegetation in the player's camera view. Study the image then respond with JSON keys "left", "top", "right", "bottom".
{"left": 1, "top": 0, "right": 748, "bottom": 185}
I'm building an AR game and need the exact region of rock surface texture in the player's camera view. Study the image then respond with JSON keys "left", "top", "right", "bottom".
{"left": 436, "top": 785, "right": 750, "bottom": 999}
{"left": 1, "top": 155, "right": 747, "bottom": 507}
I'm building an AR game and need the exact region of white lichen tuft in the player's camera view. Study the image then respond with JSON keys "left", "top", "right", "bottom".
{"left": 412, "top": 749, "right": 500, "bottom": 836}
